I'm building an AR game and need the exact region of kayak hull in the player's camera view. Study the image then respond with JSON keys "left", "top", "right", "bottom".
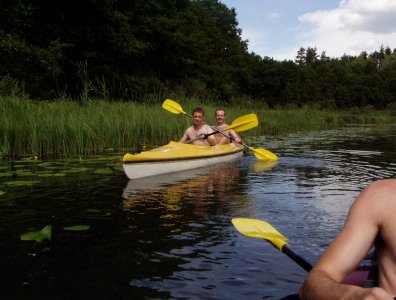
{"left": 122, "top": 141, "right": 244, "bottom": 179}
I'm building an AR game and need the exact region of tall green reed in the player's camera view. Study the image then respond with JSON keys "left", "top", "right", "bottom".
{"left": 0, "top": 96, "right": 394, "bottom": 159}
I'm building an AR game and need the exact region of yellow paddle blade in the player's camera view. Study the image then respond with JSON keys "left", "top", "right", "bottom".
{"left": 232, "top": 218, "right": 288, "bottom": 251}
{"left": 162, "top": 99, "right": 187, "bottom": 115}
{"left": 225, "top": 113, "right": 258, "bottom": 132}
{"left": 249, "top": 147, "right": 278, "bottom": 161}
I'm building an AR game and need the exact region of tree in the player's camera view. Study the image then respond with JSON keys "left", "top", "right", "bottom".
{"left": 295, "top": 47, "right": 306, "bottom": 65}
{"left": 305, "top": 47, "right": 318, "bottom": 65}
{"left": 320, "top": 51, "right": 330, "bottom": 62}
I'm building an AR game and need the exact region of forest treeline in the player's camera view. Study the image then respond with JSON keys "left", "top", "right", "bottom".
{"left": 1, "top": 0, "right": 396, "bottom": 109}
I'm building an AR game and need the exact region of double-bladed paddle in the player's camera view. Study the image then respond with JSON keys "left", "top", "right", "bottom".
{"left": 186, "top": 113, "right": 258, "bottom": 143}
{"left": 162, "top": 99, "right": 278, "bottom": 161}
{"left": 232, "top": 218, "right": 312, "bottom": 272}
{"left": 162, "top": 99, "right": 257, "bottom": 132}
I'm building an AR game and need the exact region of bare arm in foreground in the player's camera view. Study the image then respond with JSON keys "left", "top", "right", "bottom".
{"left": 299, "top": 179, "right": 396, "bottom": 299}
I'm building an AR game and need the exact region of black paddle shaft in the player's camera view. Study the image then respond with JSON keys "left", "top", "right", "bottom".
{"left": 282, "top": 245, "right": 313, "bottom": 272}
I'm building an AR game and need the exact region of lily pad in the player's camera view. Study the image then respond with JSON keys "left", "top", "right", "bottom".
{"left": 20, "top": 225, "right": 52, "bottom": 243}
{"left": 37, "top": 172, "right": 66, "bottom": 177}
{"left": 36, "top": 173, "right": 55, "bottom": 177}
{"left": 0, "top": 172, "right": 13, "bottom": 177}
{"left": 14, "top": 165, "right": 28, "bottom": 168}
{"left": 106, "top": 164, "right": 123, "bottom": 172}
{"left": 62, "top": 167, "right": 90, "bottom": 174}
{"left": 85, "top": 209, "right": 101, "bottom": 213}
{"left": 39, "top": 166, "right": 61, "bottom": 170}
{"left": 94, "top": 168, "right": 113, "bottom": 174}
{"left": 38, "top": 162, "right": 65, "bottom": 168}
{"left": 53, "top": 173, "right": 67, "bottom": 177}
{"left": 63, "top": 225, "right": 90, "bottom": 231}
{"left": 4, "top": 180, "right": 40, "bottom": 187}
{"left": 14, "top": 170, "right": 34, "bottom": 176}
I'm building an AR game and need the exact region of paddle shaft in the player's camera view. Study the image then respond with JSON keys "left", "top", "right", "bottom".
{"left": 186, "top": 128, "right": 236, "bottom": 144}
{"left": 189, "top": 118, "right": 277, "bottom": 161}
{"left": 282, "top": 245, "right": 313, "bottom": 272}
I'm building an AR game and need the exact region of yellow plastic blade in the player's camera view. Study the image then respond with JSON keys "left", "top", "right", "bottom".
{"left": 249, "top": 147, "right": 278, "bottom": 161}
{"left": 225, "top": 113, "right": 258, "bottom": 132}
{"left": 232, "top": 218, "right": 288, "bottom": 251}
{"left": 162, "top": 99, "right": 187, "bottom": 115}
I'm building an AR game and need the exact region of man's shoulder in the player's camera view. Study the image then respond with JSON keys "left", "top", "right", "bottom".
{"left": 362, "top": 179, "right": 396, "bottom": 204}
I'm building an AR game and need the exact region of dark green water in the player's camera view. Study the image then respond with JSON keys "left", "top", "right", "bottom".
{"left": 0, "top": 125, "right": 395, "bottom": 299}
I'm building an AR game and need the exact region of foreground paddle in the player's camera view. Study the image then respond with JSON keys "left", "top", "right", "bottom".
{"left": 232, "top": 218, "right": 312, "bottom": 272}
{"left": 162, "top": 99, "right": 278, "bottom": 161}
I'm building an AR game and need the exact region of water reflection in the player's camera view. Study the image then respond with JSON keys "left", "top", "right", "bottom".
{"left": 122, "top": 166, "right": 219, "bottom": 198}
{"left": 249, "top": 160, "right": 278, "bottom": 173}
{"left": 122, "top": 160, "right": 245, "bottom": 211}
{"left": 121, "top": 161, "right": 264, "bottom": 299}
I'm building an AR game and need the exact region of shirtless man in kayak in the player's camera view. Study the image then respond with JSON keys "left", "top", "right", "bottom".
{"left": 213, "top": 108, "right": 241, "bottom": 145}
{"left": 180, "top": 107, "right": 216, "bottom": 146}
{"left": 299, "top": 179, "right": 396, "bottom": 299}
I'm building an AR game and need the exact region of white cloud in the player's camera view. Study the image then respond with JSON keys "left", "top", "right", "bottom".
{"left": 298, "top": 0, "right": 396, "bottom": 58}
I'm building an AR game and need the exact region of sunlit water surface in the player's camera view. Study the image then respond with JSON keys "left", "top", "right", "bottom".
{"left": 0, "top": 125, "right": 395, "bottom": 299}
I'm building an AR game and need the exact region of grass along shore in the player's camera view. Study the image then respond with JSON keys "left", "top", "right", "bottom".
{"left": 1, "top": 96, "right": 395, "bottom": 159}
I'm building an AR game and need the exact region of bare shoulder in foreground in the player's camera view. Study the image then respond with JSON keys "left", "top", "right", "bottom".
{"left": 299, "top": 179, "right": 396, "bottom": 299}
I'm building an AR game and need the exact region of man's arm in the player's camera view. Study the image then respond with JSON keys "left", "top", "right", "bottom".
{"left": 299, "top": 181, "right": 392, "bottom": 299}
{"left": 228, "top": 129, "right": 241, "bottom": 143}
{"left": 203, "top": 125, "right": 216, "bottom": 146}
{"left": 300, "top": 271, "right": 391, "bottom": 299}
{"left": 179, "top": 128, "right": 191, "bottom": 143}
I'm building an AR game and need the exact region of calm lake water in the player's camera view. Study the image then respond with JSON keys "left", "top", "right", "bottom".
{"left": 0, "top": 125, "right": 395, "bottom": 299}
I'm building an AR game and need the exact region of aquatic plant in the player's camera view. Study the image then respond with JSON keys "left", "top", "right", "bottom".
{"left": 20, "top": 225, "right": 52, "bottom": 243}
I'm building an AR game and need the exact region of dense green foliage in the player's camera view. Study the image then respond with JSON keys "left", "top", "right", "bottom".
{"left": 0, "top": 0, "right": 395, "bottom": 109}
{"left": 1, "top": 96, "right": 395, "bottom": 159}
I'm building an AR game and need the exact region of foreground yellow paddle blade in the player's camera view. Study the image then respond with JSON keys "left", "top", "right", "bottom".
{"left": 232, "top": 218, "right": 288, "bottom": 251}
{"left": 249, "top": 147, "right": 278, "bottom": 161}
{"left": 162, "top": 99, "right": 187, "bottom": 115}
{"left": 225, "top": 113, "right": 258, "bottom": 132}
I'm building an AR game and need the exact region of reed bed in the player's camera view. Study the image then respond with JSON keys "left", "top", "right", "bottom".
{"left": 0, "top": 96, "right": 394, "bottom": 159}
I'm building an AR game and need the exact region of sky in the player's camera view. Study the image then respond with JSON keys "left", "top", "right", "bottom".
{"left": 220, "top": 0, "right": 396, "bottom": 61}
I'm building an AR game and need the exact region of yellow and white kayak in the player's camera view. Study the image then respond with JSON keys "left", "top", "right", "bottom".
{"left": 122, "top": 141, "right": 244, "bottom": 179}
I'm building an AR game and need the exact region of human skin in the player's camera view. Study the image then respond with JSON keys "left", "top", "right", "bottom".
{"left": 299, "top": 179, "right": 396, "bottom": 299}
{"left": 180, "top": 111, "right": 216, "bottom": 146}
{"left": 214, "top": 109, "right": 241, "bottom": 145}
